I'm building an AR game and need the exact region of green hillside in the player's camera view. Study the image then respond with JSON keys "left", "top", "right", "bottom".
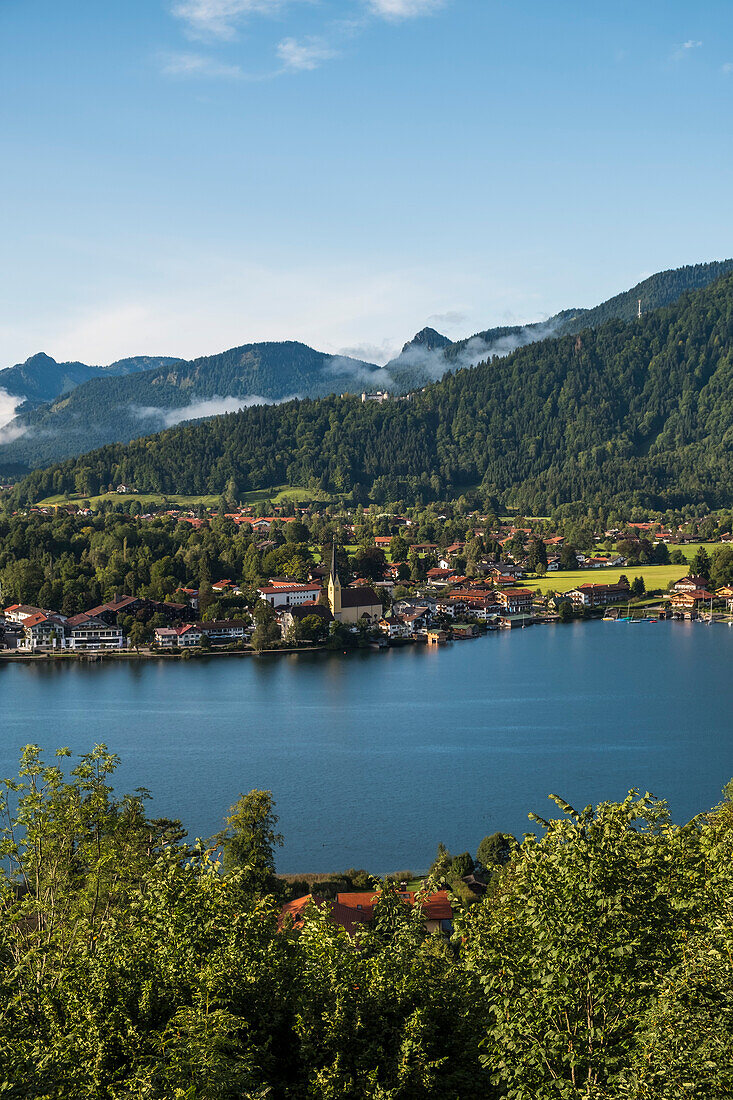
{"left": 16, "top": 272, "right": 733, "bottom": 512}
{"left": 388, "top": 259, "right": 733, "bottom": 389}
{"left": 0, "top": 351, "right": 179, "bottom": 409}
{"left": 1, "top": 342, "right": 381, "bottom": 470}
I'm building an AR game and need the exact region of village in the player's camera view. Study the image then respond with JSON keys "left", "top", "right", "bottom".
{"left": 2, "top": 501, "right": 732, "bottom": 657}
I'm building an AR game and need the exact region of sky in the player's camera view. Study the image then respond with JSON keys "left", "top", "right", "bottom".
{"left": 1, "top": 0, "right": 732, "bottom": 367}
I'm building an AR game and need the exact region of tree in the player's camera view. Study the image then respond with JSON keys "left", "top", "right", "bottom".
{"left": 457, "top": 792, "right": 705, "bottom": 1099}
{"left": 476, "top": 832, "right": 517, "bottom": 869}
{"left": 451, "top": 851, "right": 475, "bottom": 878}
{"left": 692, "top": 545, "right": 712, "bottom": 581}
{"left": 128, "top": 620, "right": 150, "bottom": 651}
{"left": 559, "top": 545, "right": 579, "bottom": 571}
{"left": 527, "top": 536, "right": 548, "bottom": 573}
{"left": 630, "top": 575, "right": 646, "bottom": 598}
{"left": 215, "top": 789, "right": 283, "bottom": 890}
{"left": 351, "top": 545, "right": 387, "bottom": 580}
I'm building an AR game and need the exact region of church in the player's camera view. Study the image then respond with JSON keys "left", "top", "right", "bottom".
{"left": 327, "top": 547, "right": 383, "bottom": 625}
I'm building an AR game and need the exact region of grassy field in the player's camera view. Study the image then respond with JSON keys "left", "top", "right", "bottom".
{"left": 36, "top": 485, "right": 333, "bottom": 510}
{"left": 529, "top": 564, "right": 691, "bottom": 595}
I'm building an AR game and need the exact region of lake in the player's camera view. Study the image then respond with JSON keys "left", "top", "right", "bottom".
{"left": 2, "top": 620, "right": 732, "bottom": 873}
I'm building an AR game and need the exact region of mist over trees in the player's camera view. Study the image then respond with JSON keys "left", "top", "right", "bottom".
{"left": 16, "top": 271, "right": 733, "bottom": 513}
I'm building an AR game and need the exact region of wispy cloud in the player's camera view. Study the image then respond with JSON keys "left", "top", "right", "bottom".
{"left": 172, "top": 0, "right": 288, "bottom": 40}
{"left": 368, "top": 0, "right": 446, "bottom": 18}
{"left": 277, "top": 36, "right": 337, "bottom": 71}
{"left": 337, "top": 340, "right": 397, "bottom": 366}
{"left": 427, "top": 310, "right": 466, "bottom": 328}
{"left": 161, "top": 51, "right": 244, "bottom": 78}
{"left": 0, "top": 388, "right": 25, "bottom": 444}
{"left": 723, "top": 62, "right": 733, "bottom": 75}
{"left": 671, "top": 39, "right": 703, "bottom": 61}
{"left": 166, "top": 0, "right": 448, "bottom": 80}
{"left": 133, "top": 393, "right": 299, "bottom": 427}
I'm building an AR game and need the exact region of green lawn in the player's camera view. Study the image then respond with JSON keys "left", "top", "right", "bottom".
{"left": 529, "top": 563, "right": 691, "bottom": 595}
{"left": 36, "top": 485, "right": 333, "bottom": 510}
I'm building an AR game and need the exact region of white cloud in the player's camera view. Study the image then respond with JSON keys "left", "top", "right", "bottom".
{"left": 367, "top": 0, "right": 446, "bottom": 19}
{"left": 277, "top": 36, "right": 337, "bottom": 71}
{"left": 172, "top": 0, "right": 286, "bottom": 40}
{"left": 337, "top": 339, "right": 398, "bottom": 365}
{"left": 671, "top": 39, "right": 703, "bottom": 61}
{"left": 133, "top": 394, "right": 298, "bottom": 427}
{"left": 723, "top": 62, "right": 733, "bottom": 74}
{"left": 161, "top": 51, "right": 244, "bottom": 78}
{"left": 0, "top": 388, "right": 25, "bottom": 443}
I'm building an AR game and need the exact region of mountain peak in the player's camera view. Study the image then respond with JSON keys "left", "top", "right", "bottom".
{"left": 23, "top": 352, "right": 58, "bottom": 368}
{"left": 401, "top": 327, "right": 451, "bottom": 354}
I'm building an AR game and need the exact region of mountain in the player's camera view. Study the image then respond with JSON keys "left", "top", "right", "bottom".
{"left": 387, "top": 259, "right": 733, "bottom": 389}
{"left": 17, "top": 271, "right": 733, "bottom": 513}
{"left": 0, "top": 352, "right": 180, "bottom": 410}
{"left": 3, "top": 259, "right": 733, "bottom": 478}
{"left": 401, "top": 327, "right": 452, "bottom": 353}
{"left": 0, "top": 342, "right": 382, "bottom": 472}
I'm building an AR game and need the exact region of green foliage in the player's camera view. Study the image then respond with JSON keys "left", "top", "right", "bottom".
{"left": 215, "top": 789, "right": 283, "bottom": 890}
{"left": 2, "top": 746, "right": 733, "bottom": 1098}
{"left": 476, "top": 831, "right": 517, "bottom": 868}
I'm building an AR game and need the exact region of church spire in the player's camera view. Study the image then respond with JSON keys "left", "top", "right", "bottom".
{"left": 327, "top": 538, "right": 342, "bottom": 619}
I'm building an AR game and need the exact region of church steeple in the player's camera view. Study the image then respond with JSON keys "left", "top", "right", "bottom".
{"left": 327, "top": 539, "right": 342, "bottom": 619}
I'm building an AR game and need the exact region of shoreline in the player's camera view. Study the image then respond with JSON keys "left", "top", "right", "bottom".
{"left": 2, "top": 612, "right": 725, "bottom": 667}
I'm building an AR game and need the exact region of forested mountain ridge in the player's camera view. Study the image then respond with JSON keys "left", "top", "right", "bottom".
{"left": 384, "top": 259, "right": 733, "bottom": 391}
{"left": 17, "top": 272, "right": 733, "bottom": 512}
{"left": 1, "top": 342, "right": 381, "bottom": 471}
{"left": 2, "top": 259, "right": 731, "bottom": 476}
{"left": 0, "top": 351, "right": 180, "bottom": 410}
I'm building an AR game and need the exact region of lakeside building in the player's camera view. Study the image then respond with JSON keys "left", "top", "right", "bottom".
{"left": 565, "top": 581, "right": 630, "bottom": 608}
{"left": 257, "top": 582, "right": 323, "bottom": 609}
{"left": 496, "top": 588, "right": 535, "bottom": 614}
{"left": 327, "top": 549, "right": 382, "bottom": 624}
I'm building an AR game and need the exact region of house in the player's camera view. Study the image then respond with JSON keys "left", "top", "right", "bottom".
{"left": 374, "top": 536, "right": 392, "bottom": 548}
{"left": 425, "top": 567, "right": 457, "bottom": 587}
{"left": 669, "top": 589, "right": 712, "bottom": 616}
{"left": 3, "top": 604, "right": 47, "bottom": 623}
{"left": 426, "top": 627, "right": 448, "bottom": 645}
{"left": 85, "top": 596, "right": 145, "bottom": 624}
{"left": 195, "top": 620, "right": 248, "bottom": 643}
{"left": 154, "top": 624, "right": 203, "bottom": 648}
{"left": 327, "top": 550, "right": 382, "bottom": 624}
{"left": 565, "top": 581, "right": 630, "bottom": 608}
{"left": 257, "top": 582, "right": 323, "bottom": 609}
{"left": 496, "top": 588, "right": 535, "bottom": 614}
{"left": 400, "top": 609, "right": 429, "bottom": 635}
{"left": 672, "top": 575, "right": 709, "bottom": 593}
{"left": 452, "top": 622, "right": 480, "bottom": 639}
{"left": 66, "top": 613, "right": 124, "bottom": 650}
{"left": 379, "top": 616, "right": 411, "bottom": 639}
{"left": 280, "top": 890, "right": 453, "bottom": 937}
{"left": 20, "top": 613, "right": 67, "bottom": 650}
{"left": 361, "top": 390, "right": 390, "bottom": 403}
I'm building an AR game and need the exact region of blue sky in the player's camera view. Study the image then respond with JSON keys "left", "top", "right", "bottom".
{"left": 1, "top": 0, "right": 732, "bottom": 366}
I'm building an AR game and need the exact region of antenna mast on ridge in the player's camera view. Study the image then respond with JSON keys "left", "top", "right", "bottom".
{"left": 638, "top": 298, "right": 642, "bottom": 319}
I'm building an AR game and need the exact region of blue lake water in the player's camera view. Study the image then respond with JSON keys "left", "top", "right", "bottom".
{"left": 2, "top": 620, "right": 732, "bottom": 873}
